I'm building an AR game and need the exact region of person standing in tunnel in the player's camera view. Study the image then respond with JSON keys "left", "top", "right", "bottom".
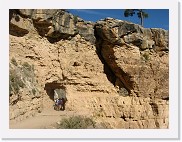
{"left": 53, "top": 88, "right": 68, "bottom": 111}
{"left": 61, "top": 97, "right": 67, "bottom": 111}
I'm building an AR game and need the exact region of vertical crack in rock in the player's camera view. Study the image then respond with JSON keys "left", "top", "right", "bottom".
{"left": 56, "top": 45, "right": 63, "bottom": 79}
{"left": 94, "top": 36, "right": 117, "bottom": 85}
{"left": 94, "top": 22, "right": 133, "bottom": 94}
{"left": 100, "top": 41, "right": 133, "bottom": 93}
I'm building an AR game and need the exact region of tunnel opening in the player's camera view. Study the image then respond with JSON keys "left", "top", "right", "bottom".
{"left": 44, "top": 83, "right": 67, "bottom": 109}
{"left": 44, "top": 83, "right": 67, "bottom": 100}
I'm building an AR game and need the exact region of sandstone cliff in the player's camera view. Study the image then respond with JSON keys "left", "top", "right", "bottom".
{"left": 9, "top": 9, "right": 169, "bottom": 128}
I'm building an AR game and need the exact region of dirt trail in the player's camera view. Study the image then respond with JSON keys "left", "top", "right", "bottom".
{"left": 9, "top": 109, "right": 77, "bottom": 129}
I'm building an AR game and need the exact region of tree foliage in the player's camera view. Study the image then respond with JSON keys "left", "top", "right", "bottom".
{"left": 124, "top": 9, "right": 149, "bottom": 27}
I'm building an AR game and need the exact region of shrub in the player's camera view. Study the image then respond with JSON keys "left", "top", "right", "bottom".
{"left": 57, "top": 116, "right": 96, "bottom": 129}
{"left": 22, "top": 62, "right": 32, "bottom": 71}
{"left": 22, "top": 68, "right": 32, "bottom": 79}
{"left": 22, "top": 62, "right": 35, "bottom": 80}
{"left": 143, "top": 53, "right": 150, "bottom": 61}
{"left": 118, "top": 87, "right": 129, "bottom": 97}
{"left": 97, "top": 122, "right": 111, "bottom": 129}
{"left": 9, "top": 70, "right": 25, "bottom": 94}
{"left": 9, "top": 62, "right": 37, "bottom": 96}
{"left": 11, "top": 57, "right": 18, "bottom": 66}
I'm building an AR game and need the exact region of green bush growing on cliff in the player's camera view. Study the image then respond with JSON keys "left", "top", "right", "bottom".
{"left": 10, "top": 62, "right": 37, "bottom": 96}
{"left": 9, "top": 70, "right": 25, "bottom": 94}
{"left": 22, "top": 62, "right": 35, "bottom": 81}
{"left": 57, "top": 116, "right": 96, "bottom": 129}
{"left": 22, "top": 62, "right": 32, "bottom": 71}
{"left": 142, "top": 53, "right": 150, "bottom": 61}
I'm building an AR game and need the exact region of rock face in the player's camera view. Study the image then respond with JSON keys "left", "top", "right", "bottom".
{"left": 9, "top": 59, "right": 42, "bottom": 121}
{"left": 10, "top": 9, "right": 95, "bottom": 43}
{"left": 9, "top": 9, "right": 169, "bottom": 128}
{"left": 95, "top": 18, "right": 169, "bottom": 99}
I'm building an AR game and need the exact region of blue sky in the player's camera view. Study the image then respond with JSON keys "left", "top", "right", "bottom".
{"left": 68, "top": 9, "right": 169, "bottom": 30}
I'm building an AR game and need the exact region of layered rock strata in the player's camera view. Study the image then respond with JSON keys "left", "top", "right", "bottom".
{"left": 9, "top": 9, "right": 169, "bottom": 128}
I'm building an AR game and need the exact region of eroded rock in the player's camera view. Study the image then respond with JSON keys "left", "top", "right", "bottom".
{"left": 95, "top": 18, "right": 169, "bottom": 99}
{"left": 9, "top": 10, "right": 169, "bottom": 129}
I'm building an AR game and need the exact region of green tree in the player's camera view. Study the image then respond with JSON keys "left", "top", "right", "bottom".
{"left": 124, "top": 9, "right": 149, "bottom": 27}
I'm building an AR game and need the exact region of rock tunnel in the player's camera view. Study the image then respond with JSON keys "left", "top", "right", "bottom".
{"left": 44, "top": 82, "right": 67, "bottom": 109}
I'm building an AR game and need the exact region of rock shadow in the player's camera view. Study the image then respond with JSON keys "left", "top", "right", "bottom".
{"left": 9, "top": 23, "right": 29, "bottom": 37}
{"left": 44, "top": 83, "right": 66, "bottom": 101}
{"left": 94, "top": 41, "right": 116, "bottom": 86}
{"left": 9, "top": 9, "right": 29, "bottom": 37}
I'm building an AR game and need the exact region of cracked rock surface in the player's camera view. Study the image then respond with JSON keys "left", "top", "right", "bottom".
{"left": 9, "top": 9, "right": 168, "bottom": 129}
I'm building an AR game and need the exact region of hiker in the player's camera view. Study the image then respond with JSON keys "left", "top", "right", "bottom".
{"left": 53, "top": 88, "right": 68, "bottom": 111}
{"left": 53, "top": 97, "right": 66, "bottom": 111}
{"left": 60, "top": 97, "right": 67, "bottom": 111}
{"left": 53, "top": 98, "right": 60, "bottom": 111}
